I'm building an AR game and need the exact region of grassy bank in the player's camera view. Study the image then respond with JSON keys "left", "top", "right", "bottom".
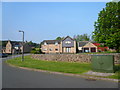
{"left": 6, "top": 55, "right": 91, "bottom": 74}
{"left": 6, "top": 55, "right": 120, "bottom": 79}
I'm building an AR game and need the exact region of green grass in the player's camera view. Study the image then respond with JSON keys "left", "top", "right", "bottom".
{"left": 6, "top": 55, "right": 120, "bottom": 79}
{"left": 6, "top": 55, "right": 91, "bottom": 74}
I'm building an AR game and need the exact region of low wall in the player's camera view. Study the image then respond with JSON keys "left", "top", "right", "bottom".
{"left": 31, "top": 53, "right": 120, "bottom": 64}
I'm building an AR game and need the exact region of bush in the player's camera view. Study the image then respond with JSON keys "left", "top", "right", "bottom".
{"left": 32, "top": 48, "right": 36, "bottom": 50}
{"left": 30, "top": 50, "right": 36, "bottom": 54}
{"left": 30, "top": 48, "right": 42, "bottom": 54}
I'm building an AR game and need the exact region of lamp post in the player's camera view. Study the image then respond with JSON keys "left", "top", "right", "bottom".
{"left": 19, "top": 30, "right": 24, "bottom": 61}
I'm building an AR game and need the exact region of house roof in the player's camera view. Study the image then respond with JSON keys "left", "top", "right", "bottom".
{"left": 42, "top": 40, "right": 61, "bottom": 44}
{"left": 62, "top": 36, "right": 75, "bottom": 41}
{"left": 41, "top": 36, "right": 75, "bottom": 44}
{"left": 78, "top": 41, "right": 89, "bottom": 47}
{"left": 10, "top": 41, "right": 22, "bottom": 47}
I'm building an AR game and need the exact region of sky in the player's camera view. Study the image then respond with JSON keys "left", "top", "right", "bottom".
{"left": 2, "top": 2, "right": 106, "bottom": 43}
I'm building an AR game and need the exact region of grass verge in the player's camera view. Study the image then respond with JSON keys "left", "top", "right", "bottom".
{"left": 6, "top": 55, "right": 120, "bottom": 79}
{"left": 6, "top": 55, "right": 91, "bottom": 74}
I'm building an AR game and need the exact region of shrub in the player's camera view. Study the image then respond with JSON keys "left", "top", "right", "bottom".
{"left": 30, "top": 48, "right": 43, "bottom": 54}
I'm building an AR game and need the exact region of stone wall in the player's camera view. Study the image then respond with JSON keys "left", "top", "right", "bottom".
{"left": 31, "top": 53, "right": 120, "bottom": 64}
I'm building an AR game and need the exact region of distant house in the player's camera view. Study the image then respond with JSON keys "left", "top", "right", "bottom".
{"left": 78, "top": 41, "right": 97, "bottom": 53}
{"left": 41, "top": 36, "right": 112, "bottom": 54}
{"left": 41, "top": 36, "right": 76, "bottom": 54}
{"left": 5, "top": 40, "right": 31, "bottom": 54}
{"left": 2, "top": 47, "right": 6, "bottom": 53}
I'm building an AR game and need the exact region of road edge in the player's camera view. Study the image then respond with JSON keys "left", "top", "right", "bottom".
{"left": 5, "top": 62, "right": 119, "bottom": 83}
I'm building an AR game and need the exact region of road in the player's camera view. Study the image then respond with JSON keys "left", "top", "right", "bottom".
{"left": 2, "top": 55, "right": 119, "bottom": 88}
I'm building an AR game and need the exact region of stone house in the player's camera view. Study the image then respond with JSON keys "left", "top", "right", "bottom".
{"left": 78, "top": 41, "right": 98, "bottom": 53}
{"left": 5, "top": 40, "right": 31, "bottom": 54}
{"left": 41, "top": 36, "right": 113, "bottom": 54}
{"left": 41, "top": 36, "right": 76, "bottom": 54}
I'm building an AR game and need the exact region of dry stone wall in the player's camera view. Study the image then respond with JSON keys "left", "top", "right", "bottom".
{"left": 31, "top": 53, "right": 120, "bottom": 64}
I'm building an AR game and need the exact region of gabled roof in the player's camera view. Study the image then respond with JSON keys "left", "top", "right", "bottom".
{"left": 42, "top": 40, "right": 61, "bottom": 44}
{"left": 62, "top": 36, "right": 75, "bottom": 41}
{"left": 10, "top": 41, "right": 22, "bottom": 47}
{"left": 7, "top": 41, "right": 23, "bottom": 47}
{"left": 78, "top": 41, "right": 89, "bottom": 47}
{"left": 41, "top": 36, "right": 74, "bottom": 44}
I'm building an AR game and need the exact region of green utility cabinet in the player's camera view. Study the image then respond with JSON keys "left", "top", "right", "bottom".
{"left": 91, "top": 55, "right": 114, "bottom": 73}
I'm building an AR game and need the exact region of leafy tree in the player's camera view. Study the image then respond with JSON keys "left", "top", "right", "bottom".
{"left": 0, "top": 41, "right": 8, "bottom": 47}
{"left": 92, "top": 1, "right": 120, "bottom": 52}
{"left": 30, "top": 48, "right": 42, "bottom": 54}
{"left": 56, "top": 37, "right": 62, "bottom": 40}
{"left": 73, "top": 34, "right": 90, "bottom": 42}
{"left": 27, "top": 41, "right": 40, "bottom": 48}
{"left": 56, "top": 37, "right": 64, "bottom": 40}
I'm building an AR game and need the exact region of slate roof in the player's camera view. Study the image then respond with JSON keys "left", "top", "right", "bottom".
{"left": 41, "top": 36, "right": 75, "bottom": 44}
{"left": 78, "top": 41, "right": 89, "bottom": 47}
{"left": 42, "top": 40, "right": 61, "bottom": 44}
{"left": 62, "top": 36, "right": 75, "bottom": 41}
{"left": 10, "top": 41, "right": 22, "bottom": 47}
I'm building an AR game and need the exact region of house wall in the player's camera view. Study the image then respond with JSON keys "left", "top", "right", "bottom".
{"left": 78, "top": 42, "right": 98, "bottom": 53}
{"left": 5, "top": 41, "right": 31, "bottom": 54}
{"left": 20, "top": 44, "right": 32, "bottom": 53}
{"left": 62, "top": 38, "right": 74, "bottom": 47}
{"left": 78, "top": 47, "right": 82, "bottom": 50}
{"left": 41, "top": 43, "right": 62, "bottom": 53}
{"left": 62, "top": 41, "right": 76, "bottom": 53}
{"left": 74, "top": 41, "right": 76, "bottom": 53}
{"left": 2, "top": 49, "right": 6, "bottom": 53}
{"left": 62, "top": 39, "right": 76, "bottom": 53}
{"left": 41, "top": 40, "right": 76, "bottom": 54}
{"left": 62, "top": 47, "right": 75, "bottom": 53}
{"left": 5, "top": 41, "right": 12, "bottom": 54}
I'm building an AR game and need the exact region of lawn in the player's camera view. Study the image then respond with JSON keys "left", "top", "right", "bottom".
{"left": 6, "top": 55, "right": 120, "bottom": 79}
{"left": 6, "top": 55, "right": 91, "bottom": 74}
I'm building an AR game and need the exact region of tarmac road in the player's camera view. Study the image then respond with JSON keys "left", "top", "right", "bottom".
{"left": 2, "top": 55, "right": 119, "bottom": 88}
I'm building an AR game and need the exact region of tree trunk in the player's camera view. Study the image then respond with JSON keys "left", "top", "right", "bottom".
{"left": 116, "top": 46, "right": 120, "bottom": 53}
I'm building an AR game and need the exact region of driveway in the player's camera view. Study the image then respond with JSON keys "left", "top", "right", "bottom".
{"left": 2, "top": 55, "right": 119, "bottom": 88}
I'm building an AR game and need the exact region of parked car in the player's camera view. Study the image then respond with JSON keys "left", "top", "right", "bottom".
{"left": 0, "top": 53, "right": 8, "bottom": 58}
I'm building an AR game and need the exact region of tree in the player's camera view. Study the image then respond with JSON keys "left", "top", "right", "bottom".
{"left": 73, "top": 34, "right": 90, "bottom": 42}
{"left": 56, "top": 37, "right": 64, "bottom": 40}
{"left": 0, "top": 41, "right": 8, "bottom": 47}
{"left": 56, "top": 37, "right": 62, "bottom": 40}
{"left": 27, "top": 41, "right": 40, "bottom": 48}
{"left": 93, "top": 1, "right": 120, "bottom": 52}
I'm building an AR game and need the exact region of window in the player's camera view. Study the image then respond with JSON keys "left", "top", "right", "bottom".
{"left": 66, "top": 47, "right": 71, "bottom": 52}
{"left": 65, "top": 41, "right": 71, "bottom": 44}
{"left": 55, "top": 49, "right": 58, "bottom": 51}
{"left": 14, "top": 46, "right": 19, "bottom": 50}
{"left": 44, "top": 42, "right": 47, "bottom": 45}
{"left": 43, "top": 48, "right": 47, "bottom": 51}
{"left": 49, "top": 48, "right": 52, "bottom": 51}
{"left": 55, "top": 42, "right": 58, "bottom": 45}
